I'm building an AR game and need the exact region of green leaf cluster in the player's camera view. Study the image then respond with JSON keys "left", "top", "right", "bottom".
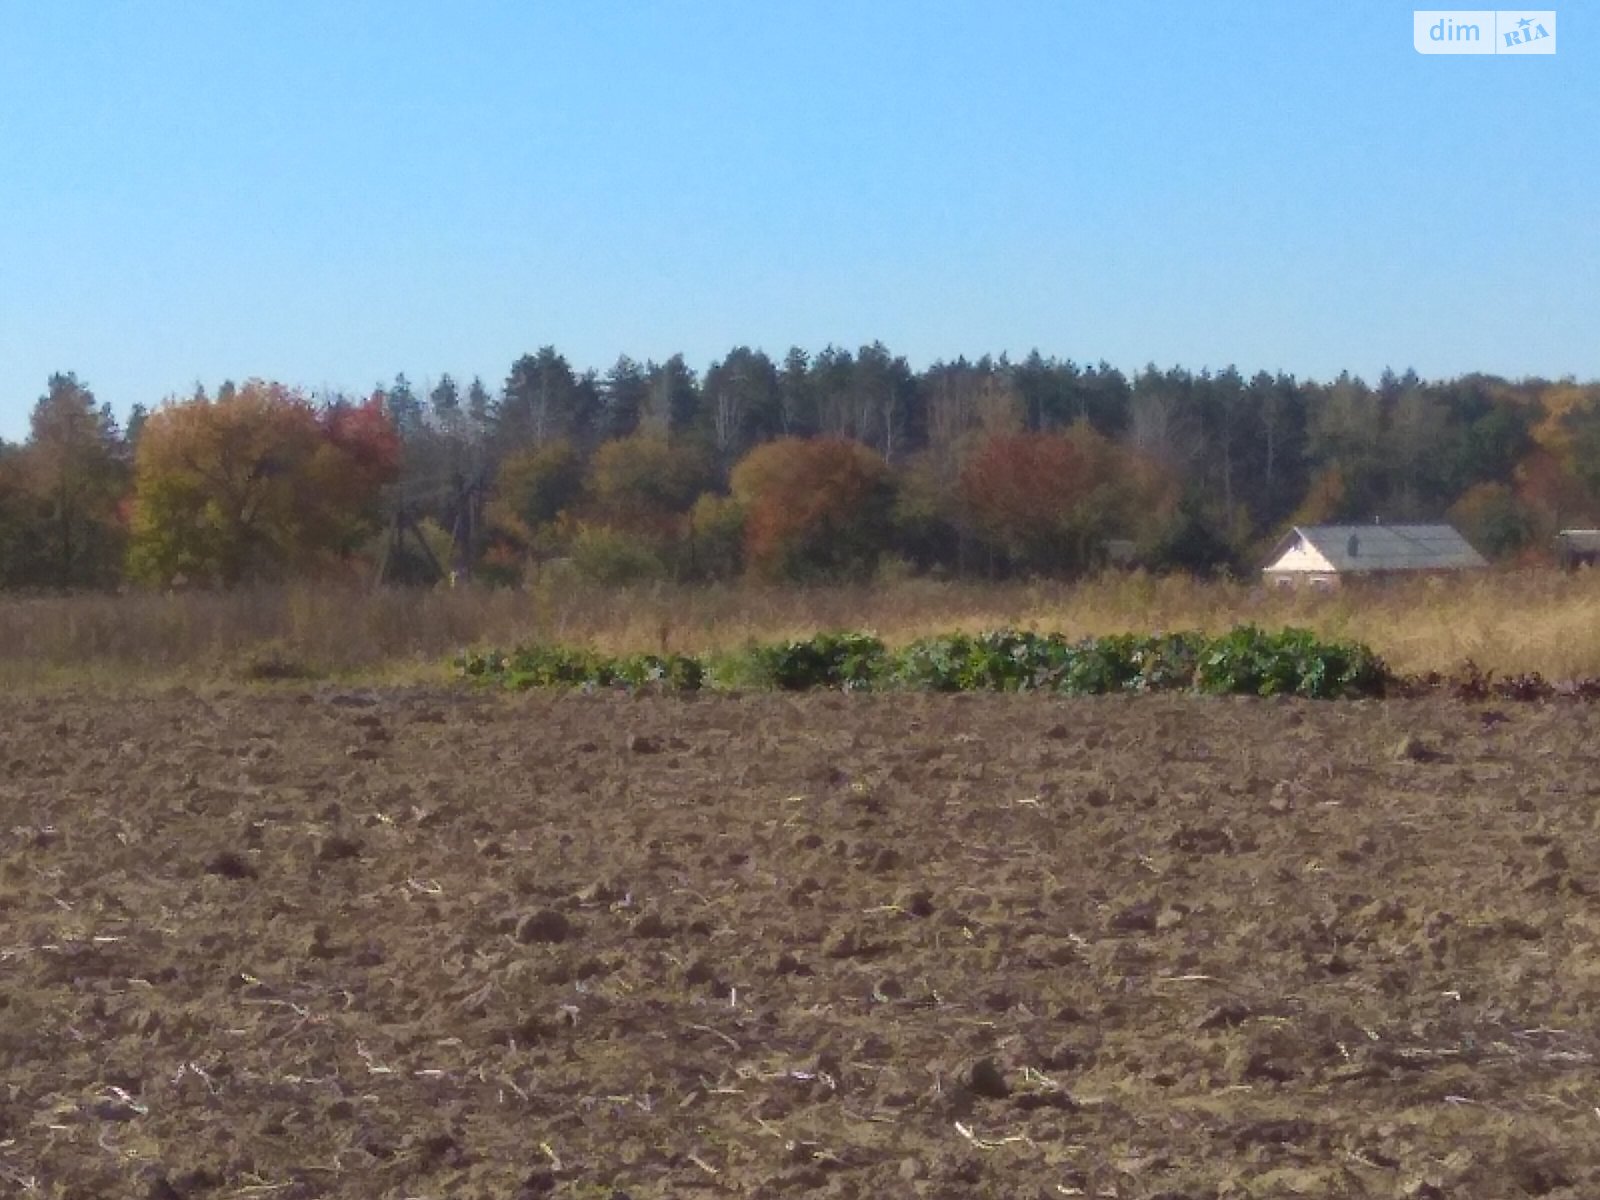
{"left": 459, "top": 625, "right": 1388, "bottom": 699}
{"left": 456, "top": 646, "right": 705, "bottom": 691}
{"left": 891, "top": 630, "right": 1206, "bottom": 694}
{"left": 1193, "top": 625, "right": 1386, "bottom": 699}
{"left": 747, "top": 631, "right": 888, "bottom": 691}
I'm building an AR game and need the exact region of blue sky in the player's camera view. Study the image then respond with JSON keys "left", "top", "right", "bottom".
{"left": 1, "top": 2, "right": 1595, "bottom": 439}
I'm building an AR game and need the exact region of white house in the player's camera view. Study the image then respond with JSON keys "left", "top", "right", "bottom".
{"left": 1262, "top": 524, "right": 1487, "bottom": 590}
{"left": 1556, "top": 529, "right": 1600, "bottom": 570}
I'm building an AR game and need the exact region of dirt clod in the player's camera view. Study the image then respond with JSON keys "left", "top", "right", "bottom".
{"left": 630, "top": 911, "right": 672, "bottom": 939}
{"left": 965, "top": 1057, "right": 1010, "bottom": 1099}
{"left": 205, "top": 850, "right": 256, "bottom": 879}
{"left": 516, "top": 908, "right": 571, "bottom": 944}
{"left": 1394, "top": 734, "right": 1443, "bottom": 763}
{"left": 316, "top": 834, "right": 363, "bottom": 862}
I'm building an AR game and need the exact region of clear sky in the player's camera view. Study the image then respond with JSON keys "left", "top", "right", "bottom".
{"left": 1, "top": 2, "right": 1595, "bottom": 440}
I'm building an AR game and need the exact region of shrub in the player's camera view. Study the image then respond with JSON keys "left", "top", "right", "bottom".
{"left": 894, "top": 631, "right": 1072, "bottom": 692}
{"left": 747, "top": 631, "right": 888, "bottom": 691}
{"left": 678, "top": 493, "right": 745, "bottom": 582}
{"left": 1194, "top": 625, "right": 1386, "bottom": 699}
{"left": 569, "top": 525, "right": 665, "bottom": 585}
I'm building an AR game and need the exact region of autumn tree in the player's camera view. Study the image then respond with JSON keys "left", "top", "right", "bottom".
{"left": 127, "top": 382, "right": 400, "bottom": 586}
{"left": 319, "top": 394, "right": 408, "bottom": 536}
{"left": 1449, "top": 482, "right": 1535, "bottom": 560}
{"left": 495, "top": 440, "right": 584, "bottom": 528}
{"left": 1515, "top": 447, "right": 1596, "bottom": 537}
{"left": 1303, "top": 372, "right": 1389, "bottom": 519}
{"left": 730, "top": 437, "right": 893, "bottom": 581}
{"left": 1528, "top": 382, "right": 1600, "bottom": 502}
{"left": 1290, "top": 464, "right": 1349, "bottom": 527}
{"left": 588, "top": 435, "right": 713, "bottom": 527}
{"left": 890, "top": 450, "right": 964, "bottom": 573}
{"left": 485, "top": 439, "right": 585, "bottom": 566}
{"left": 683, "top": 492, "right": 746, "bottom": 581}
{"left": 960, "top": 425, "right": 1164, "bottom": 576}
{"left": 23, "top": 373, "right": 127, "bottom": 587}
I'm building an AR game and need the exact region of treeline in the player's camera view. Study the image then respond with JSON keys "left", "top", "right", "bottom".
{"left": 2, "top": 346, "right": 1597, "bottom": 589}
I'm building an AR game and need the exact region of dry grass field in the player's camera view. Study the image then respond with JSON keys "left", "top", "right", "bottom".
{"left": 4, "top": 687, "right": 1600, "bottom": 1198}
{"left": 3, "top": 570, "right": 1600, "bottom": 687}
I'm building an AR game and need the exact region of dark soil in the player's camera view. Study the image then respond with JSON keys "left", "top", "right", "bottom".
{"left": 4, "top": 687, "right": 1600, "bottom": 1198}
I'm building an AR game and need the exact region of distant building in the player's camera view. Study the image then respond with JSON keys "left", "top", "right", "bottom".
{"left": 1102, "top": 538, "right": 1139, "bottom": 568}
{"left": 1556, "top": 529, "right": 1600, "bottom": 570}
{"left": 1262, "top": 524, "right": 1488, "bottom": 590}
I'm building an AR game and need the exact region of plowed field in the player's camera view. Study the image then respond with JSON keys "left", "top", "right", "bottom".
{"left": 4, "top": 688, "right": 1600, "bottom": 1199}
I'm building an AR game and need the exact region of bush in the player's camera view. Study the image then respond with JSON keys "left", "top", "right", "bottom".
{"left": 894, "top": 631, "right": 1072, "bottom": 692}
{"left": 678, "top": 494, "right": 745, "bottom": 582}
{"left": 1194, "top": 625, "right": 1386, "bottom": 699}
{"left": 747, "top": 631, "right": 888, "bottom": 691}
{"left": 569, "top": 525, "right": 665, "bottom": 585}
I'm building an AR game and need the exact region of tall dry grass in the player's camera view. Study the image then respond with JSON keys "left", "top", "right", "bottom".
{"left": 3, "top": 570, "right": 1600, "bottom": 686}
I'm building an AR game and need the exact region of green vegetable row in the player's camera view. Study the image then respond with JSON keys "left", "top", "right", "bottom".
{"left": 458, "top": 625, "right": 1389, "bottom": 699}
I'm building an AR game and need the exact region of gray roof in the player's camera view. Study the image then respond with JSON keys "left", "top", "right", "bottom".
{"left": 1268, "top": 524, "right": 1488, "bottom": 573}
{"left": 1557, "top": 529, "right": 1600, "bottom": 552}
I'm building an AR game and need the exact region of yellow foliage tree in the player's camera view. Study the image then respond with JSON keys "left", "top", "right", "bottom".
{"left": 128, "top": 382, "right": 399, "bottom": 586}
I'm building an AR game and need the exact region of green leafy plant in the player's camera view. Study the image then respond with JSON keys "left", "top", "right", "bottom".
{"left": 459, "top": 626, "right": 1389, "bottom": 699}
{"left": 747, "top": 631, "right": 888, "bottom": 691}
{"left": 1194, "top": 625, "right": 1385, "bottom": 699}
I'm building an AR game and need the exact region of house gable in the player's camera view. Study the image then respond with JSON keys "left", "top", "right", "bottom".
{"left": 1264, "top": 531, "right": 1335, "bottom": 574}
{"left": 1263, "top": 524, "right": 1486, "bottom": 577}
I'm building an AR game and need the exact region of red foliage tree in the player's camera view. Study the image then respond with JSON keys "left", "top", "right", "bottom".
{"left": 730, "top": 437, "right": 893, "bottom": 580}
{"left": 958, "top": 426, "right": 1136, "bottom": 574}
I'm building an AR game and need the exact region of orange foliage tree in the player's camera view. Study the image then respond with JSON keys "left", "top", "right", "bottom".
{"left": 1518, "top": 382, "right": 1600, "bottom": 532}
{"left": 730, "top": 436, "right": 893, "bottom": 580}
{"left": 1514, "top": 447, "right": 1597, "bottom": 536}
{"left": 128, "top": 382, "right": 400, "bottom": 586}
{"left": 959, "top": 425, "right": 1164, "bottom": 575}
